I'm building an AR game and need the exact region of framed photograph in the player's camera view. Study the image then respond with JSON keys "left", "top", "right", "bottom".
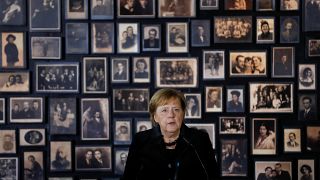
{"left": 200, "top": 0, "right": 218, "bottom": 10}
{"left": 142, "top": 24, "right": 161, "bottom": 51}
{"left": 0, "top": 98, "right": 4, "bottom": 123}
{"left": 31, "top": 37, "right": 61, "bottom": 59}
{"left": 214, "top": 16, "right": 252, "bottom": 43}
{"left": 252, "top": 118, "right": 276, "bottom": 155}
{"left": 226, "top": 86, "right": 245, "bottom": 113}
{"left": 114, "top": 147, "right": 129, "bottom": 175}
{"left": 298, "top": 94, "right": 317, "bottom": 121}
{"left": 50, "top": 141, "right": 72, "bottom": 171}
{"left": 280, "top": 16, "right": 300, "bottom": 43}
{"left": 19, "top": 129, "right": 46, "bottom": 146}
{"left": 75, "top": 146, "right": 112, "bottom": 171}
{"left": 219, "top": 117, "right": 245, "bottom": 134}
{"left": 0, "top": 72, "right": 29, "bottom": 92}
{"left": 114, "top": 118, "right": 132, "bottom": 145}
{"left": 132, "top": 57, "right": 150, "bottom": 83}
{"left": 111, "top": 57, "right": 129, "bottom": 83}
{"left": 65, "top": 0, "right": 88, "bottom": 19}
{"left": 280, "top": 0, "right": 299, "bottom": 10}
{"left": 256, "top": 0, "right": 275, "bottom": 11}
{"left": 10, "top": 97, "right": 43, "bottom": 123}
{"left": 308, "top": 39, "right": 320, "bottom": 57}
{"left": 186, "top": 123, "right": 215, "bottom": 149}
{"left": 135, "top": 118, "right": 152, "bottom": 133}
{"left": 283, "top": 128, "right": 301, "bottom": 152}
{"left": 49, "top": 98, "right": 77, "bottom": 135}
{"left": 166, "top": 22, "right": 188, "bottom": 53}
{"left": 220, "top": 138, "right": 247, "bottom": 177}
{"left": 0, "top": 130, "right": 16, "bottom": 154}
{"left": 81, "top": 98, "right": 109, "bottom": 140}
{"left": 91, "top": 23, "right": 114, "bottom": 54}
{"left": 117, "top": 23, "right": 140, "bottom": 54}
{"left": 118, "top": 0, "right": 154, "bottom": 18}
{"left": 83, "top": 57, "right": 107, "bottom": 93}
{"left": 159, "top": 0, "right": 195, "bottom": 17}
{"left": 255, "top": 161, "right": 292, "bottom": 180}
{"left": 298, "top": 64, "right": 316, "bottom": 90}
{"left": 29, "top": 0, "right": 60, "bottom": 31}
{"left": 91, "top": 0, "right": 113, "bottom": 19}
{"left": 1, "top": 32, "right": 25, "bottom": 69}
{"left": 229, "top": 51, "right": 267, "bottom": 77}
{"left": 155, "top": 57, "right": 198, "bottom": 88}
{"left": 36, "top": 62, "right": 79, "bottom": 93}
{"left": 49, "top": 178, "right": 73, "bottom": 180}
{"left": 24, "top": 151, "right": 44, "bottom": 180}
{"left": 66, "top": 23, "right": 89, "bottom": 54}
{"left": 307, "top": 126, "right": 320, "bottom": 152}
{"left": 203, "top": 50, "right": 225, "bottom": 80}
{"left": 304, "top": 0, "right": 320, "bottom": 31}
{"left": 298, "top": 159, "right": 314, "bottom": 180}
{"left": 0, "top": 157, "right": 18, "bottom": 179}
{"left": 191, "top": 20, "right": 210, "bottom": 47}
{"left": 113, "top": 88, "right": 149, "bottom": 112}
{"left": 272, "top": 47, "right": 295, "bottom": 78}
{"left": 256, "top": 17, "right": 275, "bottom": 44}
{"left": 225, "top": 0, "right": 252, "bottom": 10}
{"left": 205, "top": 86, "right": 223, "bottom": 112}
{"left": 0, "top": 0, "right": 25, "bottom": 25}
{"left": 184, "top": 93, "right": 201, "bottom": 119}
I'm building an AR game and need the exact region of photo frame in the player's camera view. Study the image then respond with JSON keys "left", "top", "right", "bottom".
{"left": 308, "top": 38, "right": 320, "bottom": 57}
{"left": 132, "top": 57, "right": 150, "bottom": 83}
{"left": 256, "top": 17, "right": 275, "bottom": 44}
{"left": 186, "top": 123, "right": 215, "bottom": 149}
{"left": 0, "top": 0, "right": 25, "bottom": 25}
{"left": 50, "top": 141, "right": 72, "bottom": 171}
{"left": 203, "top": 50, "right": 225, "bottom": 80}
{"left": 0, "top": 98, "right": 4, "bottom": 123}
{"left": 272, "top": 47, "right": 295, "bottom": 78}
{"left": 280, "top": 16, "right": 300, "bottom": 43}
{"left": 0, "top": 157, "right": 18, "bottom": 179}
{"left": 0, "top": 130, "right": 16, "bottom": 154}
{"left": 113, "top": 88, "right": 149, "bottom": 113}
{"left": 111, "top": 57, "right": 129, "bottom": 83}
{"left": 166, "top": 22, "right": 188, "bottom": 53}
{"left": 118, "top": 0, "right": 154, "bottom": 18}
{"left": 283, "top": 128, "right": 301, "bottom": 152}
{"left": 200, "top": 0, "right": 219, "bottom": 10}
{"left": 65, "top": 0, "right": 88, "bottom": 19}
{"left": 91, "top": 0, "right": 113, "bottom": 19}
{"left": 49, "top": 178, "right": 73, "bottom": 180}
{"left": 142, "top": 24, "right": 161, "bottom": 51}
{"left": 114, "top": 147, "right": 129, "bottom": 175}
{"left": 117, "top": 23, "right": 140, "bottom": 54}
{"left": 255, "top": 161, "right": 292, "bottom": 180}
{"left": 19, "top": 128, "right": 46, "bottom": 146}
{"left": 226, "top": 86, "right": 245, "bottom": 113}
{"left": 298, "top": 94, "right": 317, "bottom": 121}
{"left": 0, "top": 72, "right": 29, "bottom": 93}
{"left": 219, "top": 117, "right": 245, "bottom": 134}
{"left": 24, "top": 151, "right": 44, "bottom": 180}
{"left": 304, "top": 0, "right": 320, "bottom": 31}
{"left": 91, "top": 23, "right": 114, "bottom": 54}
{"left": 155, "top": 57, "right": 198, "bottom": 88}
{"left": 298, "top": 159, "right": 315, "bottom": 180}
{"left": 191, "top": 20, "right": 210, "bottom": 47}
{"left": 114, "top": 118, "right": 132, "bottom": 145}
{"left": 75, "top": 146, "right": 112, "bottom": 171}
{"left": 83, "top": 57, "right": 107, "bottom": 94}
{"left": 65, "top": 23, "right": 89, "bottom": 54}
{"left": 298, "top": 64, "right": 316, "bottom": 90}
{"left": 205, "top": 86, "right": 223, "bottom": 113}
{"left": 306, "top": 126, "right": 320, "bottom": 152}
{"left": 10, "top": 97, "right": 43, "bottom": 123}
{"left": 280, "top": 0, "right": 299, "bottom": 10}
{"left": 252, "top": 118, "right": 276, "bottom": 155}
{"left": 225, "top": 0, "right": 252, "bottom": 10}
{"left": 184, "top": 93, "right": 201, "bottom": 119}
{"left": 31, "top": 37, "right": 61, "bottom": 59}
{"left": 135, "top": 118, "right": 152, "bottom": 133}
{"left": 81, "top": 98, "right": 109, "bottom": 140}
{"left": 1, "top": 32, "right": 25, "bottom": 69}
{"left": 256, "top": 0, "right": 275, "bottom": 11}
{"left": 158, "top": 0, "right": 195, "bottom": 18}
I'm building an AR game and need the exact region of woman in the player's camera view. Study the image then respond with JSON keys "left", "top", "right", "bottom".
{"left": 122, "top": 88, "right": 218, "bottom": 180}
{"left": 255, "top": 123, "right": 275, "bottom": 149}
{"left": 300, "top": 164, "right": 312, "bottom": 180}
{"left": 299, "top": 67, "right": 314, "bottom": 87}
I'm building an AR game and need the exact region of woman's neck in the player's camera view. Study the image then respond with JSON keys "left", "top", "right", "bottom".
{"left": 162, "top": 131, "right": 180, "bottom": 143}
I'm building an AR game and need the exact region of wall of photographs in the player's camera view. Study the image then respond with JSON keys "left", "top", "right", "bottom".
{"left": 0, "top": 0, "right": 319, "bottom": 179}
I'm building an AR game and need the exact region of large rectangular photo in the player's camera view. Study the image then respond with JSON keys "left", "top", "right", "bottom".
{"left": 10, "top": 97, "right": 43, "bottom": 123}
{"left": 0, "top": 72, "right": 29, "bottom": 92}
{"left": 255, "top": 161, "right": 292, "bottom": 180}
{"left": 75, "top": 146, "right": 112, "bottom": 171}
{"left": 113, "top": 88, "right": 149, "bottom": 112}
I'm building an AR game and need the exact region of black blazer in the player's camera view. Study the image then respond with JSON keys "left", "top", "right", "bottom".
{"left": 122, "top": 124, "right": 219, "bottom": 180}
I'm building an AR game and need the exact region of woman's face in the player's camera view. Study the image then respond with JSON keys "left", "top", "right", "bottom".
{"left": 302, "top": 167, "right": 310, "bottom": 174}
{"left": 259, "top": 125, "right": 267, "bottom": 136}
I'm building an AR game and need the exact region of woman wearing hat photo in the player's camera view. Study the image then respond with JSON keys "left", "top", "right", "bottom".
{"left": 4, "top": 34, "right": 19, "bottom": 68}
{"left": 227, "top": 90, "right": 244, "bottom": 112}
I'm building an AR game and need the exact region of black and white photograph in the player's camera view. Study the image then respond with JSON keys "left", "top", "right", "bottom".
{"left": 205, "top": 86, "right": 223, "bottom": 112}
{"left": 203, "top": 50, "right": 225, "bottom": 80}
{"left": 1, "top": 32, "right": 25, "bottom": 69}
{"left": 219, "top": 117, "right": 245, "bottom": 134}
{"left": 304, "top": 0, "right": 320, "bottom": 31}
{"left": 166, "top": 22, "right": 188, "bottom": 53}
{"left": 159, "top": 0, "right": 195, "bottom": 17}
{"left": 184, "top": 93, "right": 201, "bottom": 119}
{"left": 191, "top": 20, "right": 210, "bottom": 47}
{"left": 19, "top": 129, "right": 46, "bottom": 146}
{"left": 280, "top": 0, "right": 299, "bottom": 10}
{"left": 280, "top": 16, "right": 300, "bottom": 43}
{"left": 255, "top": 161, "right": 292, "bottom": 180}
{"left": 75, "top": 146, "right": 112, "bottom": 171}
{"left": 36, "top": 62, "right": 79, "bottom": 93}
{"left": 256, "top": 17, "right": 275, "bottom": 43}
{"left": 0, "top": 0, "right": 25, "bottom": 25}
{"left": 118, "top": 0, "right": 155, "bottom": 18}
{"left": 186, "top": 123, "right": 215, "bottom": 149}
{"left": 308, "top": 39, "right": 320, "bottom": 57}
{"left": 306, "top": 126, "right": 320, "bottom": 152}
{"left": 221, "top": 138, "right": 247, "bottom": 177}
{"left": 142, "top": 24, "right": 161, "bottom": 51}
{"left": 156, "top": 58, "right": 198, "bottom": 88}
{"left": 24, "top": 151, "right": 44, "bottom": 180}
{"left": 114, "top": 118, "right": 132, "bottom": 145}
{"left": 298, "top": 64, "right": 316, "bottom": 90}
{"left": 50, "top": 141, "right": 72, "bottom": 171}
{"left": 118, "top": 23, "right": 139, "bottom": 53}
{"left": 10, "top": 97, "right": 43, "bottom": 123}
{"left": 0, "top": 130, "right": 16, "bottom": 154}
{"left": 66, "top": 23, "right": 89, "bottom": 54}
{"left": 113, "top": 89, "right": 149, "bottom": 112}
{"left": 225, "top": 0, "right": 252, "bottom": 10}
{"left": 49, "top": 98, "right": 77, "bottom": 135}
{"left": 283, "top": 128, "right": 301, "bottom": 152}
{"left": 252, "top": 118, "right": 276, "bottom": 155}
{"left": 298, "top": 94, "right": 317, "bottom": 121}
{"left": 0, "top": 157, "right": 18, "bottom": 179}
{"left": 256, "top": 0, "right": 275, "bottom": 11}
{"left": 114, "top": 148, "right": 129, "bottom": 175}
{"left": 200, "top": 0, "right": 218, "bottom": 10}
{"left": 91, "top": 23, "right": 114, "bottom": 54}
{"left": 250, "top": 83, "right": 293, "bottom": 113}
{"left": 214, "top": 16, "right": 252, "bottom": 43}
{"left": 65, "top": 0, "right": 88, "bottom": 19}
{"left": 229, "top": 51, "right": 267, "bottom": 77}
{"left": 0, "top": 98, "right": 4, "bottom": 124}
{"left": 272, "top": 47, "right": 295, "bottom": 78}
{"left": 226, "top": 86, "right": 245, "bottom": 113}
{"left": 111, "top": 58, "right": 129, "bottom": 83}
{"left": 132, "top": 57, "right": 150, "bottom": 83}
{"left": 0, "top": 72, "right": 29, "bottom": 92}
{"left": 31, "top": 37, "right": 61, "bottom": 59}
{"left": 29, "top": 0, "right": 60, "bottom": 31}
{"left": 81, "top": 98, "right": 109, "bottom": 140}
{"left": 135, "top": 118, "right": 152, "bottom": 133}
{"left": 91, "top": 0, "right": 113, "bottom": 19}
{"left": 298, "top": 159, "right": 314, "bottom": 180}
{"left": 83, "top": 57, "right": 107, "bottom": 93}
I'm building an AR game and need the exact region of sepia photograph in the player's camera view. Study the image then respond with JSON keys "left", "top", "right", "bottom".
{"left": 91, "top": 0, "right": 113, "bottom": 19}
{"left": 114, "top": 118, "right": 132, "bottom": 145}
{"left": 0, "top": 72, "right": 29, "bottom": 92}
{"left": 83, "top": 57, "right": 107, "bottom": 93}
{"left": 118, "top": 23, "right": 140, "bottom": 53}
{"left": 205, "top": 86, "right": 223, "bottom": 112}
{"left": 186, "top": 123, "right": 215, "bottom": 149}
{"left": 255, "top": 161, "right": 292, "bottom": 180}
{"left": 19, "top": 129, "right": 46, "bottom": 146}
{"left": 214, "top": 16, "right": 252, "bottom": 43}
{"left": 132, "top": 57, "right": 150, "bottom": 83}
{"left": 203, "top": 50, "right": 225, "bottom": 80}
{"left": 159, "top": 0, "right": 195, "bottom": 17}
{"left": 118, "top": 0, "right": 154, "bottom": 18}
{"left": 191, "top": 20, "right": 210, "bottom": 47}
{"left": 1, "top": 32, "right": 25, "bottom": 69}
{"left": 50, "top": 141, "right": 72, "bottom": 171}
{"left": 0, "top": 98, "right": 4, "bottom": 123}
{"left": 10, "top": 97, "right": 43, "bottom": 123}
{"left": 75, "top": 146, "right": 112, "bottom": 171}
{"left": 229, "top": 51, "right": 267, "bottom": 77}
{"left": 200, "top": 0, "right": 218, "bottom": 10}
{"left": 298, "top": 94, "right": 317, "bottom": 121}
{"left": 113, "top": 89, "right": 149, "bottom": 112}
{"left": 256, "top": 0, "right": 275, "bottom": 11}
{"left": 0, "top": 157, "right": 18, "bottom": 179}
{"left": 256, "top": 17, "right": 275, "bottom": 43}
{"left": 304, "top": 0, "right": 320, "bottom": 31}
{"left": 0, "top": 130, "right": 16, "bottom": 154}
{"left": 49, "top": 98, "right": 77, "bottom": 135}
{"left": 252, "top": 118, "right": 276, "bottom": 155}
{"left": 225, "top": 0, "right": 252, "bottom": 10}
{"left": 0, "top": 0, "right": 25, "bottom": 25}
{"left": 156, "top": 58, "right": 198, "bottom": 88}
{"left": 250, "top": 83, "right": 293, "bottom": 113}
{"left": 219, "top": 117, "right": 245, "bottom": 134}
{"left": 280, "top": 16, "right": 300, "bottom": 43}
{"left": 280, "top": 0, "right": 299, "bottom": 10}
{"left": 66, "top": 23, "right": 89, "bottom": 54}
{"left": 24, "top": 151, "right": 44, "bottom": 180}
{"left": 31, "top": 37, "right": 61, "bottom": 59}
{"left": 36, "top": 62, "right": 79, "bottom": 93}
{"left": 91, "top": 23, "right": 114, "bottom": 54}
{"left": 298, "top": 159, "right": 314, "bottom": 180}
{"left": 283, "top": 128, "right": 301, "bottom": 152}
{"left": 65, "top": 0, "right": 88, "bottom": 19}
{"left": 29, "top": 0, "right": 60, "bottom": 31}
{"left": 226, "top": 86, "right": 245, "bottom": 113}
{"left": 308, "top": 39, "right": 320, "bottom": 57}
{"left": 307, "top": 126, "right": 320, "bottom": 152}
{"left": 135, "top": 118, "right": 152, "bottom": 133}
{"left": 111, "top": 57, "right": 129, "bottom": 83}
{"left": 114, "top": 148, "right": 129, "bottom": 175}
{"left": 184, "top": 93, "right": 201, "bottom": 119}
{"left": 272, "top": 47, "right": 295, "bottom": 78}
{"left": 166, "top": 22, "right": 188, "bottom": 53}
{"left": 81, "top": 98, "right": 109, "bottom": 140}
{"left": 142, "top": 24, "right": 161, "bottom": 51}
{"left": 298, "top": 64, "right": 316, "bottom": 90}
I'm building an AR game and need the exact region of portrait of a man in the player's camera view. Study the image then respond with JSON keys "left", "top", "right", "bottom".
{"left": 299, "top": 95, "right": 317, "bottom": 121}
{"left": 115, "top": 149, "right": 128, "bottom": 175}
{"left": 112, "top": 59, "right": 128, "bottom": 82}
{"left": 308, "top": 39, "right": 320, "bottom": 57}
{"left": 143, "top": 26, "right": 160, "bottom": 51}
{"left": 272, "top": 47, "right": 294, "bottom": 77}
{"left": 280, "top": 16, "right": 299, "bottom": 43}
{"left": 191, "top": 20, "right": 210, "bottom": 47}
{"left": 50, "top": 141, "right": 71, "bottom": 171}
{"left": 284, "top": 129, "right": 301, "bottom": 152}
